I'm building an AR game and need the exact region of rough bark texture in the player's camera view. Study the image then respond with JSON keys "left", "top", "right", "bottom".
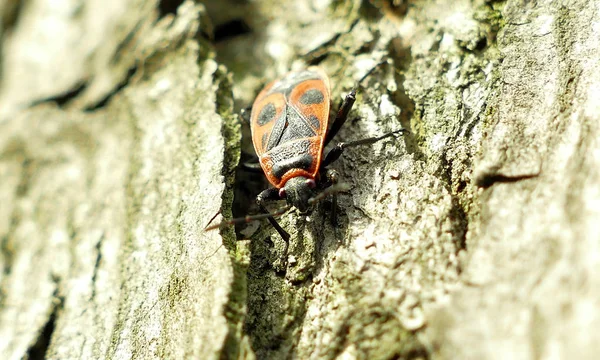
{"left": 1, "top": 0, "right": 598, "bottom": 359}
{"left": 0, "top": 2, "right": 244, "bottom": 359}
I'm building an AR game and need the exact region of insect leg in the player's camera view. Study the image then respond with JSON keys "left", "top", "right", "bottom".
{"left": 257, "top": 188, "right": 291, "bottom": 242}
{"left": 324, "top": 169, "right": 340, "bottom": 225}
{"left": 240, "top": 106, "right": 252, "bottom": 124}
{"left": 324, "top": 89, "right": 356, "bottom": 146}
{"left": 323, "top": 129, "right": 407, "bottom": 167}
{"left": 324, "top": 61, "right": 390, "bottom": 147}
{"left": 241, "top": 161, "right": 264, "bottom": 173}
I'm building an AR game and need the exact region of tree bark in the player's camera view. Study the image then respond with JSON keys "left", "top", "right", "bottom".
{"left": 0, "top": 0, "right": 598, "bottom": 359}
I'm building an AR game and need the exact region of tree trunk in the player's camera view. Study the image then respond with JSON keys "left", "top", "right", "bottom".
{"left": 0, "top": 0, "right": 598, "bottom": 359}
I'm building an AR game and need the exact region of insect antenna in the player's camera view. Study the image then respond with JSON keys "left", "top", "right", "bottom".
{"left": 357, "top": 59, "right": 391, "bottom": 84}
{"left": 308, "top": 183, "right": 351, "bottom": 205}
{"left": 204, "top": 204, "right": 292, "bottom": 232}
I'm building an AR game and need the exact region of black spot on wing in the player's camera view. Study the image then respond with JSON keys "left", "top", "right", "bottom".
{"left": 261, "top": 132, "right": 269, "bottom": 151}
{"left": 299, "top": 89, "right": 324, "bottom": 105}
{"left": 308, "top": 115, "right": 320, "bottom": 130}
{"left": 257, "top": 102, "right": 277, "bottom": 126}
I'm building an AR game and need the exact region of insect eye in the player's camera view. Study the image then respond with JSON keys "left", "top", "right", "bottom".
{"left": 306, "top": 179, "right": 316, "bottom": 188}
{"left": 279, "top": 188, "right": 287, "bottom": 198}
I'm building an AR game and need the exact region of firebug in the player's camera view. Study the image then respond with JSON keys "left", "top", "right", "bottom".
{"left": 207, "top": 66, "right": 406, "bottom": 241}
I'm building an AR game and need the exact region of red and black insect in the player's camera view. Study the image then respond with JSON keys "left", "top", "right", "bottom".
{"left": 207, "top": 66, "right": 406, "bottom": 241}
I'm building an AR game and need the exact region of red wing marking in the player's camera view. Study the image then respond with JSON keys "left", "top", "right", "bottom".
{"left": 251, "top": 92, "right": 286, "bottom": 156}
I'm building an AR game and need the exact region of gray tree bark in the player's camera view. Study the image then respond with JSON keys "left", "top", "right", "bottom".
{"left": 0, "top": 0, "right": 598, "bottom": 359}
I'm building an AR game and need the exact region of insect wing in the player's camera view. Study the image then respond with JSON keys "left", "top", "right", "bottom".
{"left": 249, "top": 68, "right": 331, "bottom": 187}
{"left": 287, "top": 77, "right": 330, "bottom": 142}
{"left": 250, "top": 86, "right": 287, "bottom": 156}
